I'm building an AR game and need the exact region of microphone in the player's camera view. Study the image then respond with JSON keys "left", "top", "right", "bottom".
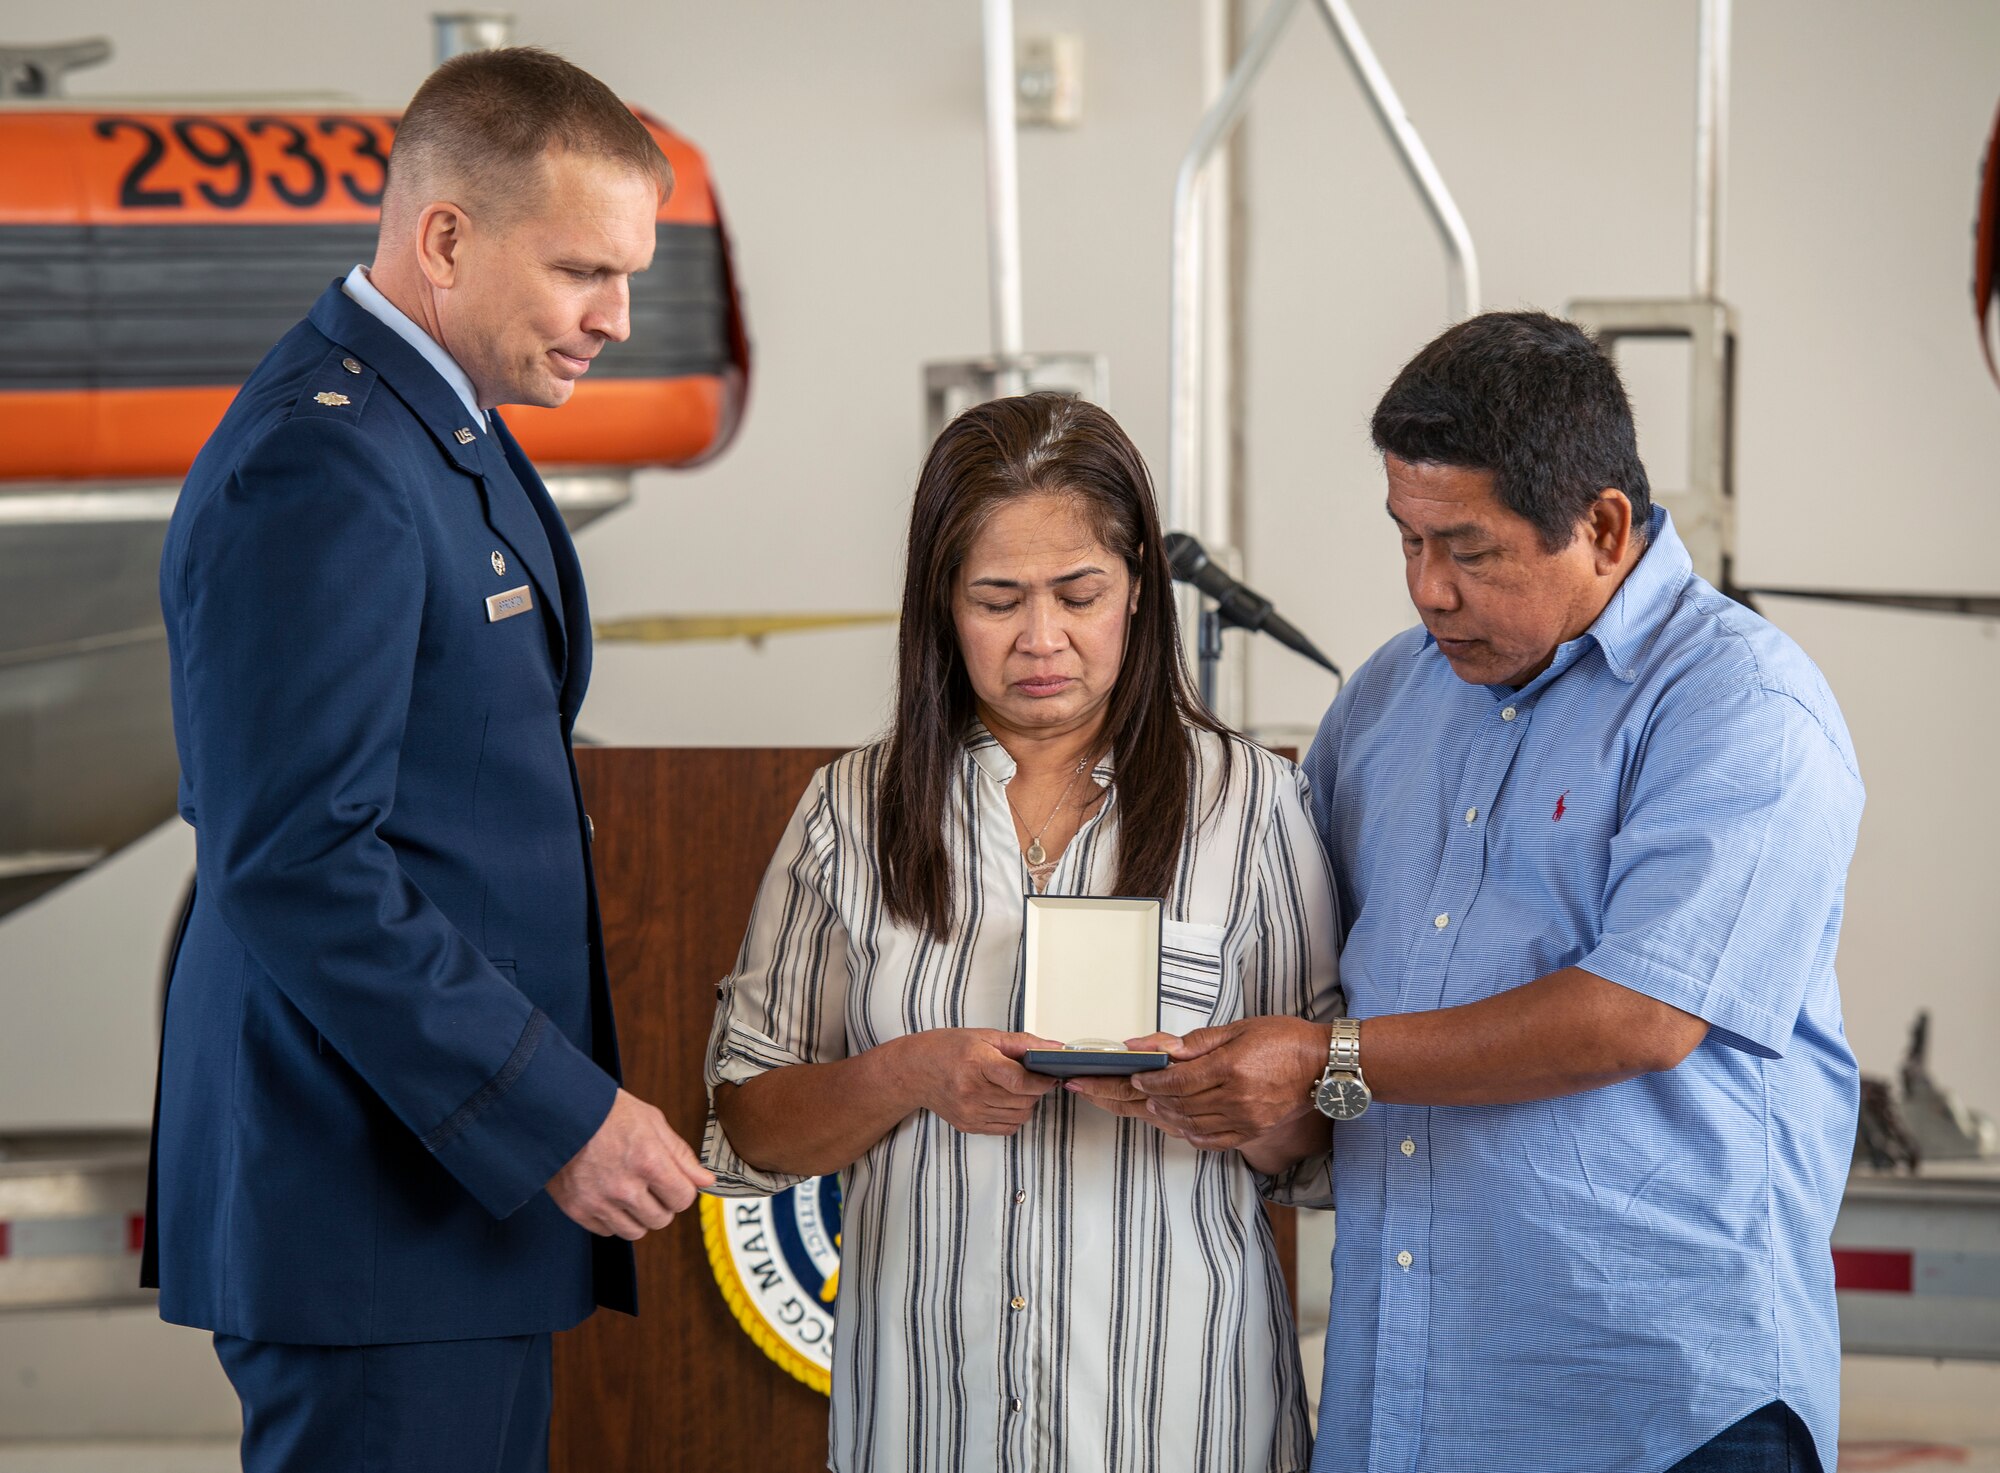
{"left": 1163, "top": 532, "right": 1340, "bottom": 677}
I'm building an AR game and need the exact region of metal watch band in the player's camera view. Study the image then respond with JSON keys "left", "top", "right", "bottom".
{"left": 1328, "top": 1017, "right": 1362, "bottom": 1074}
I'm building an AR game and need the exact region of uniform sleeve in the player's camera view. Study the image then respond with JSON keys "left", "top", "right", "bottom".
{"left": 701, "top": 772, "right": 854, "bottom": 1196}
{"left": 176, "top": 416, "right": 613, "bottom": 1220}
{"left": 1242, "top": 762, "right": 1344, "bottom": 1209}
{"left": 1578, "top": 681, "right": 1864, "bottom": 1058}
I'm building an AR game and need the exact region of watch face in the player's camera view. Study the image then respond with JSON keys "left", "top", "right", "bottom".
{"left": 1316, "top": 1074, "right": 1371, "bottom": 1120}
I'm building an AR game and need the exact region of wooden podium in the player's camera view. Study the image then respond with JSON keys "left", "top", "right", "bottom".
{"left": 553, "top": 748, "right": 1296, "bottom": 1472}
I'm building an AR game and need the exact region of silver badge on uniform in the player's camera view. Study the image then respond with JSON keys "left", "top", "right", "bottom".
{"left": 486, "top": 585, "right": 534, "bottom": 623}
{"left": 491, "top": 551, "right": 507, "bottom": 577}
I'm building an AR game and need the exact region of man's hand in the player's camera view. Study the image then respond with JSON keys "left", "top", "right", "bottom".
{"left": 547, "top": 1088, "right": 715, "bottom": 1241}
{"left": 902, "top": 1029, "right": 1063, "bottom": 1137}
{"left": 1131, "top": 1016, "right": 1327, "bottom": 1149}
{"left": 1064, "top": 1033, "right": 1187, "bottom": 1137}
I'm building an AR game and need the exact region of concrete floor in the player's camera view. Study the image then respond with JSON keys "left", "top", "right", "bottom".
{"left": 0, "top": 1449, "right": 235, "bottom": 1472}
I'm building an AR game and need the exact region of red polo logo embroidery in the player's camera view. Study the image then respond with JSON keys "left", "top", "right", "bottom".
{"left": 1552, "top": 790, "right": 1570, "bottom": 822}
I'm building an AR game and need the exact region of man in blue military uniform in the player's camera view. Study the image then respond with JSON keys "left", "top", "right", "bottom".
{"left": 1136, "top": 313, "right": 1862, "bottom": 1472}
{"left": 146, "top": 48, "right": 712, "bottom": 1471}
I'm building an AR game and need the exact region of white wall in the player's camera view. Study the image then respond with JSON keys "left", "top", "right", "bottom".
{"left": 2, "top": 0, "right": 1996, "bottom": 1439}
{"left": 1235, "top": 0, "right": 2000, "bottom": 1100}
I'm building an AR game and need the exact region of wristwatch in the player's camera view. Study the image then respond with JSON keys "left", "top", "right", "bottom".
{"left": 1313, "top": 1018, "right": 1371, "bottom": 1121}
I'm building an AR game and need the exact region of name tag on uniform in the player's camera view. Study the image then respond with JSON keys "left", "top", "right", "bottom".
{"left": 486, "top": 584, "right": 534, "bottom": 622}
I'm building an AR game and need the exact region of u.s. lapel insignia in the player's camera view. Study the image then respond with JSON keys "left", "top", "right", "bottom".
{"left": 491, "top": 550, "right": 507, "bottom": 577}
{"left": 454, "top": 427, "right": 476, "bottom": 445}
{"left": 314, "top": 392, "right": 351, "bottom": 407}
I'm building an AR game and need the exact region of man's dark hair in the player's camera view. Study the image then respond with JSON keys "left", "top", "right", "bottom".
{"left": 1370, "top": 311, "right": 1650, "bottom": 552}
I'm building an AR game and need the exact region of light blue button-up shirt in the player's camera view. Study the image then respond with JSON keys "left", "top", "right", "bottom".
{"left": 1303, "top": 507, "right": 1862, "bottom": 1473}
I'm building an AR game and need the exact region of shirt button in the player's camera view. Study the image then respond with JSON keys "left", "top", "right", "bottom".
{"left": 1464, "top": 807, "right": 1478, "bottom": 824}
{"left": 1433, "top": 913, "right": 1450, "bottom": 930}
{"left": 1013, "top": 1189, "right": 1027, "bottom": 1205}
{"left": 1401, "top": 1138, "right": 1416, "bottom": 1157}
{"left": 1011, "top": 1397, "right": 1024, "bottom": 1413}
{"left": 1396, "top": 1249, "right": 1414, "bottom": 1269}
{"left": 1501, "top": 706, "right": 1518, "bottom": 721}
{"left": 1010, "top": 1295, "right": 1027, "bottom": 1311}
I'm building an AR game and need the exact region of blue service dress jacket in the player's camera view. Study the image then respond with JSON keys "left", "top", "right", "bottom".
{"left": 143, "top": 280, "right": 636, "bottom": 1345}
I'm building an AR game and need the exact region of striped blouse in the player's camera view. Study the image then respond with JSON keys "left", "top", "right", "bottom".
{"left": 702, "top": 725, "right": 1342, "bottom": 1473}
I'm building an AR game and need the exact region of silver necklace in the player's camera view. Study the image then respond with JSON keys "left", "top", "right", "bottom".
{"left": 1006, "top": 754, "right": 1093, "bottom": 877}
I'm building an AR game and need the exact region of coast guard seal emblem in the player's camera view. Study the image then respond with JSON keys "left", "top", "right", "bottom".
{"left": 700, "top": 1174, "right": 842, "bottom": 1394}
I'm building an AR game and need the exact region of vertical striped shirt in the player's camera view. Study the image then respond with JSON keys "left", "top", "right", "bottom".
{"left": 703, "top": 726, "right": 1343, "bottom": 1473}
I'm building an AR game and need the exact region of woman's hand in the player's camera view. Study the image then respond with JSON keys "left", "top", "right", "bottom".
{"left": 1235, "top": 1110, "right": 1334, "bottom": 1176}
{"left": 1063, "top": 1033, "right": 1187, "bottom": 1137}
{"left": 715, "top": 1029, "right": 1062, "bottom": 1177}
{"left": 900, "top": 1029, "right": 1064, "bottom": 1136}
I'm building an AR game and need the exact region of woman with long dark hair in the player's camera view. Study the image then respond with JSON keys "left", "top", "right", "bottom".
{"left": 702, "top": 393, "right": 1340, "bottom": 1472}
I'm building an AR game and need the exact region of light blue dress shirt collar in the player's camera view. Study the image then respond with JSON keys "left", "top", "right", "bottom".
{"left": 1583, "top": 503, "right": 1683, "bottom": 680}
{"left": 341, "top": 265, "right": 487, "bottom": 433}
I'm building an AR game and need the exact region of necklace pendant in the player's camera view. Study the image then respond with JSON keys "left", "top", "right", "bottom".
{"left": 1026, "top": 838, "right": 1046, "bottom": 867}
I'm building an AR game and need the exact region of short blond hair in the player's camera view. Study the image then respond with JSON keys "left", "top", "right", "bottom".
{"left": 385, "top": 46, "right": 670, "bottom": 229}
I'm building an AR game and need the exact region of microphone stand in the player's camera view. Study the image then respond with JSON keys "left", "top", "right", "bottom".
{"left": 1198, "top": 605, "right": 1225, "bottom": 712}
{"left": 1167, "top": 531, "right": 1341, "bottom": 715}
{"left": 1191, "top": 591, "right": 1342, "bottom": 715}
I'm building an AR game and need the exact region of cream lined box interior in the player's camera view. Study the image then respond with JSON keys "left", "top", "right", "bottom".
{"left": 1019, "top": 896, "right": 1168, "bottom": 1074}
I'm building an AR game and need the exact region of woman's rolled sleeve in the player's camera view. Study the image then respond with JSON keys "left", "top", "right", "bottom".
{"left": 702, "top": 774, "right": 853, "bottom": 1197}
{"left": 1256, "top": 1145, "right": 1335, "bottom": 1211}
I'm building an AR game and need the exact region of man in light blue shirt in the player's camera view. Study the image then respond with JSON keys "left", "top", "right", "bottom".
{"left": 1138, "top": 311, "right": 1862, "bottom": 1471}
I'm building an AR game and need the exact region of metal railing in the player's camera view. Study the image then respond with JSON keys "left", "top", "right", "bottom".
{"left": 1165, "top": 0, "right": 1481, "bottom": 542}
{"left": 1692, "top": 0, "right": 1731, "bottom": 300}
